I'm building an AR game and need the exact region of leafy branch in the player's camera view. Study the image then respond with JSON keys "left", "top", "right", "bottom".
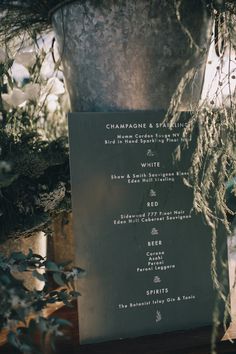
{"left": 0, "top": 249, "right": 84, "bottom": 353}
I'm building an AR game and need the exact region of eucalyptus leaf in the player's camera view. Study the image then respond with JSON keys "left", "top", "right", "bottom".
{"left": 70, "top": 290, "right": 81, "bottom": 297}
{"left": 32, "top": 270, "right": 45, "bottom": 282}
{"left": 38, "top": 317, "right": 48, "bottom": 332}
{"left": 11, "top": 252, "right": 26, "bottom": 261}
{"left": 7, "top": 331, "right": 20, "bottom": 348}
{"left": 20, "top": 344, "right": 35, "bottom": 353}
{"left": 52, "top": 272, "right": 65, "bottom": 286}
{"left": 45, "top": 260, "right": 59, "bottom": 272}
{"left": 53, "top": 318, "right": 72, "bottom": 327}
{"left": 17, "top": 263, "right": 28, "bottom": 272}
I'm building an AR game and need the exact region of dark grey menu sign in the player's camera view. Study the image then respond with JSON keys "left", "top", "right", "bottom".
{"left": 68, "top": 112, "right": 228, "bottom": 345}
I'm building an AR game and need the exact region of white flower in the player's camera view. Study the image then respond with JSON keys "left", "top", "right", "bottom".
{"left": 24, "top": 83, "right": 41, "bottom": 102}
{"left": 40, "top": 52, "right": 56, "bottom": 80}
{"left": 46, "top": 94, "right": 59, "bottom": 112}
{"left": 39, "top": 77, "right": 65, "bottom": 110}
{"left": 11, "top": 62, "right": 30, "bottom": 83}
{"left": 45, "top": 77, "right": 65, "bottom": 95}
{"left": 2, "top": 88, "right": 28, "bottom": 108}
{"left": 15, "top": 51, "right": 37, "bottom": 68}
{"left": 0, "top": 48, "right": 7, "bottom": 64}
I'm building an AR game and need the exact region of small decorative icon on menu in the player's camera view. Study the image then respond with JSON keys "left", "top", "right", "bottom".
{"left": 146, "top": 149, "right": 156, "bottom": 157}
{"left": 149, "top": 189, "right": 157, "bottom": 197}
{"left": 153, "top": 276, "right": 161, "bottom": 283}
{"left": 151, "top": 227, "right": 159, "bottom": 236}
{"left": 156, "top": 310, "right": 162, "bottom": 323}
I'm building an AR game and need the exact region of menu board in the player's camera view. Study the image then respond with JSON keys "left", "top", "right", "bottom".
{"left": 68, "top": 112, "right": 228, "bottom": 345}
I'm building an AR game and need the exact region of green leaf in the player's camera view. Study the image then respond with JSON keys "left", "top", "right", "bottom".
{"left": 52, "top": 272, "right": 65, "bottom": 286}
{"left": 7, "top": 331, "right": 20, "bottom": 348}
{"left": 70, "top": 290, "right": 80, "bottom": 297}
{"left": 53, "top": 318, "right": 72, "bottom": 327}
{"left": 50, "top": 338, "right": 56, "bottom": 352}
{"left": 38, "top": 317, "right": 48, "bottom": 332}
{"left": 26, "top": 249, "right": 33, "bottom": 258}
{"left": 32, "top": 253, "right": 45, "bottom": 261}
{"left": 11, "top": 252, "right": 26, "bottom": 261}
{"left": 0, "top": 274, "right": 11, "bottom": 285}
{"left": 45, "top": 261, "right": 59, "bottom": 272}
{"left": 20, "top": 344, "right": 34, "bottom": 353}
{"left": 49, "top": 290, "right": 59, "bottom": 297}
{"left": 32, "top": 270, "right": 45, "bottom": 282}
{"left": 16, "top": 309, "right": 27, "bottom": 324}
{"left": 28, "top": 319, "right": 37, "bottom": 334}
{"left": 17, "top": 262, "right": 27, "bottom": 272}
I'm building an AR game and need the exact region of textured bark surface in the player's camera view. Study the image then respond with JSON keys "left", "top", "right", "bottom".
{"left": 52, "top": 0, "right": 212, "bottom": 111}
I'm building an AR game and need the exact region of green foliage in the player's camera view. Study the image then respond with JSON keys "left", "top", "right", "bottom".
{"left": 164, "top": 2, "right": 236, "bottom": 232}
{"left": 0, "top": 249, "right": 84, "bottom": 353}
{"left": 0, "top": 1, "right": 58, "bottom": 42}
{"left": 0, "top": 11, "right": 75, "bottom": 352}
{"left": 0, "top": 127, "right": 71, "bottom": 240}
{"left": 0, "top": 29, "right": 70, "bottom": 241}
{"left": 164, "top": 4, "right": 236, "bottom": 353}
